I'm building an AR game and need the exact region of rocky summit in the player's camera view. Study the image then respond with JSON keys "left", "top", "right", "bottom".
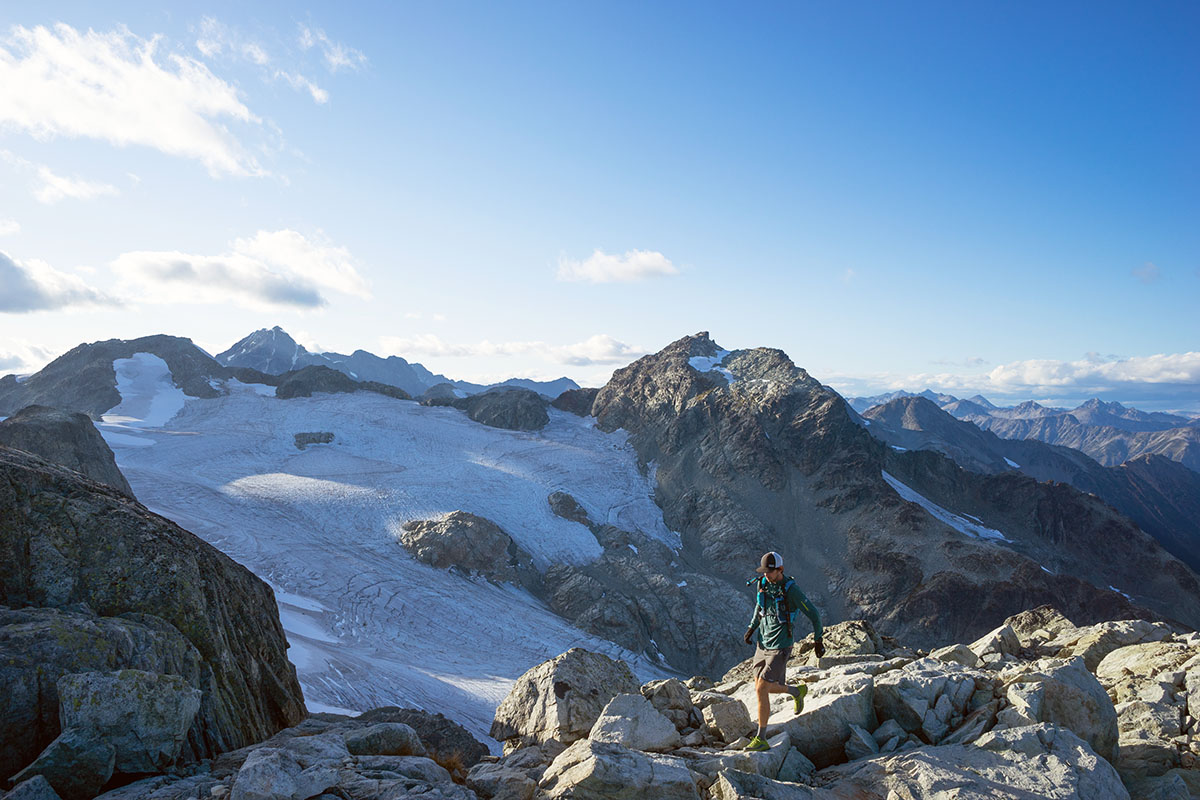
{"left": 0, "top": 445, "right": 306, "bottom": 797}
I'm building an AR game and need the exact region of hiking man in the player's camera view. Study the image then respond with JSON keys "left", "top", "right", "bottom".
{"left": 742, "top": 550, "right": 823, "bottom": 751}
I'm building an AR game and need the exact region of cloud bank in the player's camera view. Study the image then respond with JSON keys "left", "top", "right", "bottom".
{"left": 0, "top": 251, "right": 119, "bottom": 313}
{"left": 556, "top": 249, "right": 680, "bottom": 283}
{"left": 380, "top": 333, "right": 645, "bottom": 367}
{"left": 112, "top": 229, "right": 370, "bottom": 310}
{"left": 0, "top": 23, "right": 263, "bottom": 176}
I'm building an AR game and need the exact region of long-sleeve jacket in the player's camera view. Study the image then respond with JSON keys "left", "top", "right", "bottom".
{"left": 747, "top": 575, "right": 822, "bottom": 650}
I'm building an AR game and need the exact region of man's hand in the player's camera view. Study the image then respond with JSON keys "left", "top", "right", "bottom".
{"left": 743, "top": 628, "right": 755, "bottom": 646}
{"left": 814, "top": 639, "right": 826, "bottom": 658}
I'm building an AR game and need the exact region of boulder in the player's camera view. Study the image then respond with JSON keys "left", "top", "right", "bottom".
{"left": 929, "top": 643, "right": 980, "bottom": 668}
{"left": 491, "top": 649, "right": 640, "bottom": 751}
{"left": 353, "top": 755, "right": 452, "bottom": 783}
{"left": 8, "top": 730, "right": 115, "bottom": 800}
{"left": 0, "top": 406, "right": 133, "bottom": 496}
{"left": 538, "top": 739, "right": 701, "bottom": 800}
{"left": 0, "top": 447, "right": 305, "bottom": 770}
{"left": 843, "top": 724, "right": 878, "bottom": 761}
{"left": 702, "top": 698, "right": 753, "bottom": 744}
{"left": 1051, "top": 619, "right": 1174, "bottom": 671}
{"left": 0, "top": 605, "right": 203, "bottom": 780}
{"left": 277, "top": 732, "right": 350, "bottom": 767}
{"left": 342, "top": 722, "right": 425, "bottom": 757}
{"left": 5, "top": 776, "right": 65, "bottom": 800}
{"left": 775, "top": 748, "right": 816, "bottom": 782}
{"left": 230, "top": 748, "right": 337, "bottom": 800}
{"left": 398, "top": 511, "right": 533, "bottom": 583}
{"left": 1003, "top": 605, "right": 1077, "bottom": 647}
{"left": 815, "top": 620, "right": 881, "bottom": 657}
{"left": 352, "top": 707, "right": 489, "bottom": 771}
{"left": 589, "top": 693, "right": 681, "bottom": 752}
{"left": 968, "top": 623, "right": 1022, "bottom": 664}
{"left": 709, "top": 770, "right": 818, "bottom": 800}
{"left": 1095, "top": 641, "right": 1196, "bottom": 704}
{"left": 465, "top": 762, "right": 537, "bottom": 800}
{"left": 548, "top": 492, "right": 592, "bottom": 526}
{"left": 768, "top": 674, "right": 875, "bottom": 768}
{"left": 819, "top": 723, "right": 1129, "bottom": 799}
{"left": 58, "top": 669, "right": 202, "bottom": 773}
{"left": 994, "top": 657, "right": 1118, "bottom": 762}
{"left": 872, "top": 659, "right": 985, "bottom": 744}
{"left": 684, "top": 732, "right": 790, "bottom": 780}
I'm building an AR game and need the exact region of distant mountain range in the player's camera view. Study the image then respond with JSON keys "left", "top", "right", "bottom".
{"left": 217, "top": 326, "right": 579, "bottom": 398}
{"left": 849, "top": 389, "right": 1200, "bottom": 473}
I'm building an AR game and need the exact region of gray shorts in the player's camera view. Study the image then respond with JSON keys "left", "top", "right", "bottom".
{"left": 752, "top": 645, "right": 792, "bottom": 685}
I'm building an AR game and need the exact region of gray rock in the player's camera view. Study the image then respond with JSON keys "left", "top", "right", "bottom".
{"left": 465, "top": 762, "right": 537, "bottom": 800}
{"left": 941, "top": 700, "right": 998, "bottom": 746}
{"left": 968, "top": 623, "right": 1022, "bottom": 664}
{"left": 870, "top": 718, "right": 906, "bottom": 747}
{"left": 0, "top": 447, "right": 305, "bottom": 771}
{"left": 929, "top": 643, "right": 980, "bottom": 668}
{"left": 701, "top": 698, "right": 753, "bottom": 744}
{"left": 1003, "top": 605, "right": 1077, "bottom": 647}
{"left": 589, "top": 693, "right": 681, "bottom": 752}
{"left": 90, "top": 776, "right": 173, "bottom": 800}
{"left": 539, "top": 739, "right": 700, "bottom": 799}
{"left": 547, "top": 492, "right": 591, "bottom": 526}
{"left": 4, "top": 776, "right": 64, "bottom": 800}
{"left": 58, "top": 670, "right": 202, "bottom": 773}
{"left": 398, "top": 511, "right": 533, "bottom": 583}
{"left": 10, "top": 729, "right": 115, "bottom": 800}
{"left": 342, "top": 722, "right": 425, "bottom": 757}
{"left": 996, "top": 657, "right": 1118, "bottom": 762}
{"left": 872, "top": 661, "right": 984, "bottom": 744}
{"left": 821, "top": 723, "right": 1128, "bottom": 799}
{"left": 1051, "top": 619, "right": 1174, "bottom": 671}
{"left": 768, "top": 674, "right": 875, "bottom": 768}
{"left": 278, "top": 733, "right": 350, "bottom": 767}
{"left": 354, "top": 755, "right": 451, "bottom": 783}
{"left": 709, "top": 770, "right": 818, "bottom": 800}
{"left": 457, "top": 388, "right": 549, "bottom": 431}
{"left": 843, "top": 724, "right": 878, "bottom": 760}
{"left": 292, "top": 432, "right": 333, "bottom": 450}
{"left": 230, "top": 748, "right": 338, "bottom": 800}
{"left": 491, "top": 649, "right": 640, "bottom": 751}
{"left": 0, "top": 405, "right": 133, "bottom": 496}
{"left": 775, "top": 747, "right": 815, "bottom": 782}
{"left": 351, "top": 706, "right": 489, "bottom": 772}
{"left": 685, "top": 732, "right": 790, "bottom": 780}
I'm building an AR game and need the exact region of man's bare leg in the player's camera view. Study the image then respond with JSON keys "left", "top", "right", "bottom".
{"left": 755, "top": 676, "right": 798, "bottom": 731}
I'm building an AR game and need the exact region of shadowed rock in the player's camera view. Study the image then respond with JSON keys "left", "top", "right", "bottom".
{"left": 0, "top": 405, "right": 133, "bottom": 496}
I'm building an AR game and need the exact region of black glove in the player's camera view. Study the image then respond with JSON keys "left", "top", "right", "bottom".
{"left": 743, "top": 628, "right": 755, "bottom": 646}
{"left": 814, "top": 639, "right": 826, "bottom": 658}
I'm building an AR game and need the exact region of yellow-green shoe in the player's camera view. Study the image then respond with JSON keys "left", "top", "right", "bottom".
{"left": 744, "top": 735, "right": 770, "bottom": 752}
{"left": 793, "top": 684, "right": 808, "bottom": 715}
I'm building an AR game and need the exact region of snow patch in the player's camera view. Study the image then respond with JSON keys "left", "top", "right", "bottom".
{"left": 881, "top": 471, "right": 1012, "bottom": 542}
{"left": 1109, "top": 585, "right": 1132, "bottom": 600}
{"left": 688, "top": 350, "right": 734, "bottom": 382}
{"left": 676, "top": 580, "right": 687, "bottom": 587}
{"left": 628, "top": 543, "right": 638, "bottom": 555}
{"left": 1004, "top": 457, "right": 1020, "bottom": 468}
{"left": 890, "top": 445, "right": 907, "bottom": 452}
{"left": 1041, "top": 566, "right": 1055, "bottom": 575}
{"left": 101, "top": 353, "right": 188, "bottom": 429}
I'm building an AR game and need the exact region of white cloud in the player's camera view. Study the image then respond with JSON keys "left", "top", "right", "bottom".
{"left": 111, "top": 229, "right": 370, "bottom": 310}
{"left": 0, "top": 23, "right": 264, "bottom": 177}
{"left": 33, "top": 164, "right": 119, "bottom": 204}
{"left": 1133, "top": 262, "right": 1161, "bottom": 284}
{"left": 379, "top": 333, "right": 645, "bottom": 367}
{"left": 275, "top": 70, "right": 328, "bottom": 104}
{"left": 0, "top": 219, "right": 18, "bottom": 236}
{"left": 242, "top": 43, "right": 269, "bottom": 65}
{"left": 556, "top": 249, "right": 680, "bottom": 283}
{"left": 298, "top": 25, "right": 366, "bottom": 73}
{"left": 0, "top": 339, "right": 53, "bottom": 373}
{"left": 0, "top": 250, "right": 119, "bottom": 313}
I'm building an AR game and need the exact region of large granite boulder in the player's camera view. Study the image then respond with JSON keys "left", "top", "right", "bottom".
{"left": 9, "top": 730, "right": 116, "bottom": 800}
{"left": 490, "top": 649, "right": 640, "bottom": 752}
{"left": 871, "top": 658, "right": 990, "bottom": 746}
{"left": 538, "top": 739, "right": 701, "bottom": 800}
{"left": 818, "top": 723, "right": 1128, "bottom": 799}
{"left": 0, "top": 406, "right": 133, "bottom": 496}
{"left": 456, "top": 388, "right": 550, "bottom": 431}
{"left": 0, "top": 446, "right": 305, "bottom": 777}
{"left": 398, "top": 511, "right": 534, "bottom": 583}
{"left": 767, "top": 674, "right": 876, "bottom": 768}
{"left": 1049, "top": 619, "right": 1174, "bottom": 671}
{"left": 588, "top": 693, "right": 681, "bottom": 752}
{"left": 994, "top": 657, "right": 1118, "bottom": 762}
{"left": 58, "top": 670, "right": 202, "bottom": 773}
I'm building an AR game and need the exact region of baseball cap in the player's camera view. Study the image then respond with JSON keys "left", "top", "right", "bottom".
{"left": 756, "top": 551, "right": 783, "bottom": 573}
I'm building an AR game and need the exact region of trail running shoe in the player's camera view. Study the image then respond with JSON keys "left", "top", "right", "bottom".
{"left": 744, "top": 735, "right": 770, "bottom": 752}
{"left": 793, "top": 684, "right": 808, "bottom": 715}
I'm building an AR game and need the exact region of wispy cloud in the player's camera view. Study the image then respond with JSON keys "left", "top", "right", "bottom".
{"left": 0, "top": 23, "right": 264, "bottom": 177}
{"left": 0, "top": 250, "right": 120, "bottom": 313}
{"left": 379, "top": 333, "right": 646, "bottom": 367}
{"left": 111, "top": 229, "right": 370, "bottom": 310}
{"left": 1132, "top": 262, "right": 1161, "bottom": 284}
{"left": 274, "top": 70, "right": 328, "bottom": 104}
{"left": 2, "top": 150, "right": 120, "bottom": 205}
{"left": 298, "top": 25, "right": 366, "bottom": 73}
{"left": 0, "top": 219, "right": 18, "bottom": 236}
{"left": 556, "top": 249, "right": 680, "bottom": 283}
{"left": 0, "top": 340, "right": 53, "bottom": 373}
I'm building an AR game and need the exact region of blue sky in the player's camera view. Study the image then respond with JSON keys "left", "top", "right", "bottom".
{"left": 1, "top": 1, "right": 1197, "bottom": 410}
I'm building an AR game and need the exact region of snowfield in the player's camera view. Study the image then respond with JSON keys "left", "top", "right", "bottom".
{"left": 96, "top": 356, "right": 676, "bottom": 748}
{"left": 881, "top": 470, "right": 1012, "bottom": 543}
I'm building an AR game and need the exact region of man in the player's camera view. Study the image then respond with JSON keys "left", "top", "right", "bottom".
{"left": 742, "top": 551, "right": 823, "bottom": 752}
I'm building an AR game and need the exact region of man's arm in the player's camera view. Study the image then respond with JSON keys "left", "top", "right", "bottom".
{"left": 789, "top": 584, "right": 822, "bottom": 641}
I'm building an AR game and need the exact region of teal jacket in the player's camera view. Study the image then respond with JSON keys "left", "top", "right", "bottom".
{"left": 748, "top": 575, "right": 822, "bottom": 650}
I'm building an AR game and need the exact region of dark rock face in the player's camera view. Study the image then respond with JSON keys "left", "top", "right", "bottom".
{"left": 397, "top": 511, "right": 537, "bottom": 586}
{"left": 585, "top": 332, "right": 1200, "bottom": 663}
{"left": 0, "top": 405, "right": 134, "bottom": 497}
{"left": 550, "top": 388, "right": 599, "bottom": 417}
{"left": 0, "top": 446, "right": 306, "bottom": 779}
{"left": 274, "top": 365, "right": 411, "bottom": 401}
{"left": 0, "top": 335, "right": 232, "bottom": 418}
{"left": 455, "top": 388, "right": 549, "bottom": 431}
{"left": 417, "top": 383, "right": 462, "bottom": 404}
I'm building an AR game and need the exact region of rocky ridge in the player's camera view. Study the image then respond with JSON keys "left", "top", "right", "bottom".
{"left": 0, "top": 405, "right": 134, "bottom": 497}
